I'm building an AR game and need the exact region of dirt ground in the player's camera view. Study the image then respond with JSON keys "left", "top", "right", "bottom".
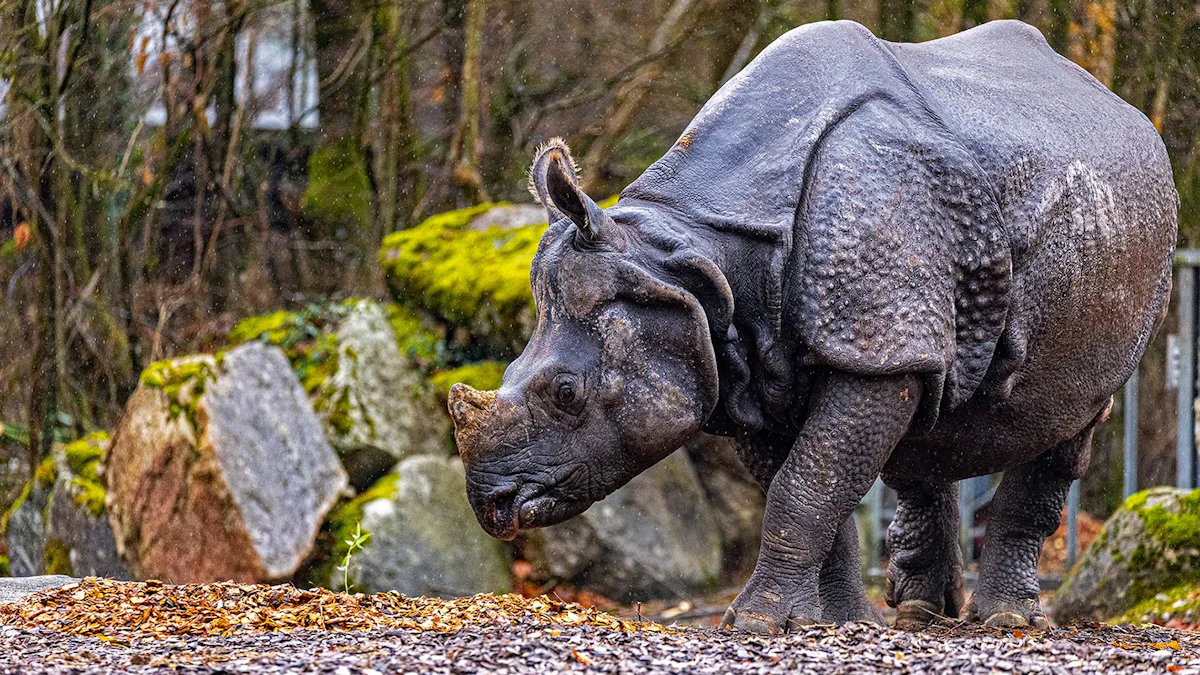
{"left": 1, "top": 578, "right": 1197, "bottom": 674}
{"left": 4, "top": 621, "right": 1199, "bottom": 674}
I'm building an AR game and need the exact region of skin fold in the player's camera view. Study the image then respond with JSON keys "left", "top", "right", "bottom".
{"left": 448, "top": 20, "right": 1178, "bottom": 634}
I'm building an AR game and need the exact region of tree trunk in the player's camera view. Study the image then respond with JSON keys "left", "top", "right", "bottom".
{"left": 878, "top": 0, "right": 920, "bottom": 42}
{"left": 580, "top": 0, "right": 707, "bottom": 192}
{"left": 307, "top": 0, "right": 374, "bottom": 288}
{"left": 374, "top": 4, "right": 422, "bottom": 233}
{"left": 961, "top": 0, "right": 989, "bottom": 30}
{"left": 447, "top": 0, "right": 490, "bottom": 203}
{"left": 2, "top": 0, "right": 60, "bottom": 467}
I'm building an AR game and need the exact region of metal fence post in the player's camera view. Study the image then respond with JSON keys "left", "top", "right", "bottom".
{"left": 1123, "top": 367, "right": 1139, "bottom": 499}
{"left": 1066, "top": 480, "right": 1080, "bottom": 569}
{"left": 1177, "top": 264, "right": 1197, "bottom": 490}
{"left": 866, "top": 477, "right": 883, "bottom": 575}
{"left": 959, "top": 478, "right": 972, "bottom": 560}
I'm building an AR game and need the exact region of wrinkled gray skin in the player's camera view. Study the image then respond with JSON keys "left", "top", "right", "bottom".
{"left": 448, "top": 20, "right": 1177, "bottom": 634}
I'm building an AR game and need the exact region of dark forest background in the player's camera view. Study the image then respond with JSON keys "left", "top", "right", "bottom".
{"left": 1, "top": 0, "right": 1198, "bottom": 517}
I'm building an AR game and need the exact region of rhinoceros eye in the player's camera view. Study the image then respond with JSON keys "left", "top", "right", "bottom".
{"left": 552, "top": 373, "right": 582, "bottom": 413}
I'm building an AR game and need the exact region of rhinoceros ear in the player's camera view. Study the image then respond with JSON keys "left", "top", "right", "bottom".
{"left": 528, "top": 138, "right": 611, "bottom": 241}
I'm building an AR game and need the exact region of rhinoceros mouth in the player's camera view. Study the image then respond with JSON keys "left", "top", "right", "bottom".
{"left": 481, "top": 491, "right": 522, "bottom": 541}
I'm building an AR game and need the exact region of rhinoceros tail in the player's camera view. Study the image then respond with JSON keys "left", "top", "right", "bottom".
{"left": 527, "top": 137, "right": 581, "bottom": 205}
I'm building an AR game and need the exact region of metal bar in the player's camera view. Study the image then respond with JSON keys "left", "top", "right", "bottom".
{"left": 959, "top": 478, "right": 973, "bottom": 561}
{"left": 1123, "top": 366, "right": 1139, "bottom": 499}
{"left": 1178, "top": 266, "right": 1197, "bottom": 490}
{"left": 1066, "top": 480, "right": 1080, "bottom": 569}
{"left": 1176, "top": 249, "right": 1200, "bottom": 266}
{"left": 866, "top": 477, "right": 883, "bottom": 574}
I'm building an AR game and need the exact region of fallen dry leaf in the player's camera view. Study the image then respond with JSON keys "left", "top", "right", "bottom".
{"left": 0, "top": 577, "right": 673, "bottom": 641}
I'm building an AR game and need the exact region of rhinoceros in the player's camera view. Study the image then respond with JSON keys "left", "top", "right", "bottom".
{"left": 447, "top": 19, "right": 1177, "bottom": 633}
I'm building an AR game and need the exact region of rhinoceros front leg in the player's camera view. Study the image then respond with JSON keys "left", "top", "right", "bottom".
{"left": 884, "top": 481, "right": 965, "bottom": 630}
{"left": 966, "top": 425, "right": 1093, "bottom": 627}
{"left": 722, "top": 372, "right": 919, "bottom": 635}
{"left": 733, "top": 431, "right": 882, "bottom": 624}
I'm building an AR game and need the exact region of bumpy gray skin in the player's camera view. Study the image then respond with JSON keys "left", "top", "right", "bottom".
{"left": 449, "top": 20, "right": 1177, "bottom": 635}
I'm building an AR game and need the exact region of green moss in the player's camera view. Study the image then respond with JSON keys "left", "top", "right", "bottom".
{"left": 414, "top": 202, "right": 497, "bottom": 231}
{"left": 63, "top": 432, "right": 110, "bottom": 518}
{"left": 385, "top": 304, "right": 446, "bottom": 371}
{"left": 431, "top": 361, "right": 508, "bottom": 397}
{"left": 304, "top": 137, "right": 372, "bottom": 236}
{"left": 1112, "top": 489, "right": 1200, "bottom": 612}
{"left": 0, "top": 555, "right": 8, "bottom": 576}
{"left": 380, "top": 199, "right": 619, "bottom": 353}
{"left": 43, "top": 538, "right": 72, "bottom": 576}
{"left": 227, "top": 303, "right": 351, "bottom": 400}
{"left": 33, "top": 456, "right": 57, "bottom": 489}
{"left": 312, "top": 471, "right": 402, "bottom": 591}
{"left": 1113, "top": 583, "right": 1200, "bottom": 625}
{"left": 227, "top": 310, "right": 301, "bottom": 346}
{"left": 1123, "top": 490, "right": 1151, "bottom": 513}
{"left": 140, "top": 357, "right": 217, "bottom": 430}
{"left": 297, "top": 332, "right": 341, "bottom": 397}
{"left": 1140, "top": 490, "right": 1200, "bottom": 550}
{"left": 380, "top": 203, "right": 542, "bottom": 347}
{"left": 0, "top": 480, "right": 32, "bottom": 536}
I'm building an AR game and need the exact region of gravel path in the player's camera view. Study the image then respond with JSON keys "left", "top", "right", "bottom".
{"left": 4, "top": 621, "right": 1199, "bottom": 674}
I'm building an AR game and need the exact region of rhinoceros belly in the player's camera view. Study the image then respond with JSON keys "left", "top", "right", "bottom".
{"left": 885, "top": 157, "right": 1175, "bottom": 485}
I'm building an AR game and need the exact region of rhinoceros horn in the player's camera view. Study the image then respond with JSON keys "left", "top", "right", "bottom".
{"left": 527, "top": 138, "right": 612, "bottom": 241}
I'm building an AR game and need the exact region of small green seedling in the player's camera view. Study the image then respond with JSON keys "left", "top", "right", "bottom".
{"left": 335, "top": 522, "right": 371, "bottom": 594}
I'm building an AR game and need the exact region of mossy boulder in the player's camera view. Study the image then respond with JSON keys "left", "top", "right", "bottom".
{"left": 380, "top": 202, "right": 545, "bottom": 356}
{"left": 1111, "top": 582, "right": 1200, "bottom": 627}
{"left": 380, "top": 200, "right": 619, "bottom": 357}
{"left": 107, "top": 342, "right": 348, "bottom": 583}
{"left": 2, "top": 433, "right": 128, "bottom": 579}
{"left": 682, "top": 433, "right": 765, "bottom": 579}
{"left": 3, "top": 461, "right": 52, "bottom": 577}
{"left": 524, "top": 449, "right": 723, "bottom": 602}
{"left": 1053, "top": 487, "right": 1200, "bottom": 624}
{"left": 430, "top": 361, "right": 508, "bottom": 402}
{"left": 324, "top": 455, "right": 511, "bottom": 597}
{"left": 229, "top": 300, "right": 451, "bottom": 489}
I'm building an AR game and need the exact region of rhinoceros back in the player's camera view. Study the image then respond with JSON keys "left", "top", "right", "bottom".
{"left": 625, "top": 20, "right": 1175, "bottom": 440}
{"left": 891, "top": 21, "right": 1176, "bottom": 417}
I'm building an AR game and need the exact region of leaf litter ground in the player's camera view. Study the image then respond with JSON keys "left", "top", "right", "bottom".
{"left": 2, "top": 577, "right": 1200, "bottom": 674}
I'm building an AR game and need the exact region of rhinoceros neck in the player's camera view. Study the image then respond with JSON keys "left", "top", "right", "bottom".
{"left": 616, "top": 197, "right": 802, "bottom": 435}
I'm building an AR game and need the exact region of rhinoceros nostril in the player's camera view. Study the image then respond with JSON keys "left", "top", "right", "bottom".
{"left": 483, "top": 483, "right": 522, "bottom": 540}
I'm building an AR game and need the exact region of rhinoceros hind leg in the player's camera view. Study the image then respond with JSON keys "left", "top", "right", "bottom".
{"left": 966, "top": 426, "right": 1094, "bottom": 628}
{"left": 884, "top": 480, "right": 965, "bottom": 631}
{"left": 819, "top": 514, "right": 884, "bottom": 624}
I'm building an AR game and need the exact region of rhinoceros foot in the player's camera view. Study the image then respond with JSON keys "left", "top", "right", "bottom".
{"left": 720, "top": 572, "right": 821, "bottom": 635}
{"left": 965, "top": 595, "right": 1050, "bottom": 629}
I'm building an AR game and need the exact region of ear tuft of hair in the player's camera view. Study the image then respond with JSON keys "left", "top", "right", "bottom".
{"left": 527, "top": 137, "right": 581, "bottom": 203}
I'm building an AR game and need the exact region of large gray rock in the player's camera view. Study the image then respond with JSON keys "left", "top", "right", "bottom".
{"left": 1053, "top": 487, "right": 1200, "bottom": 624}
{"left": 527, "top": 449, "right": 723, "bottom": 602}
{"left": 45, "top": 475, "right": 129, "bottom": 579}
{"left": 333, "top": 455, "right": 511, "bottom": 597}
{"left": 683, "top": 433, "right": 765, "bottom": 579}
{"left": 0, "top": 575, "right": 76, "bottom": 605}
{"left": 314, "top": 300, "right": 450, "bottom": 489}
{"left": 5, "top": 482, "right": 50, "bottom": 577}
{"left": 4, "top": 434, "right": 128, "bottom": 579}
{"left": 466, "top": 204, "right": 546, "bottom": 231}
{"left": 107, "top": 342, "right": 348, "bottom": 583}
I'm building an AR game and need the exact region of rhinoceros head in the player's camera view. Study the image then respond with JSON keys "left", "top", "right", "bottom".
{"left": 448, "top": 140, "right": 722, "bottom": 540}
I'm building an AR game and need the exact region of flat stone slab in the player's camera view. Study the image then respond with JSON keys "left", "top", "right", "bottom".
{"left": 0, "top": 576, "right": 76, "bottom": 605}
